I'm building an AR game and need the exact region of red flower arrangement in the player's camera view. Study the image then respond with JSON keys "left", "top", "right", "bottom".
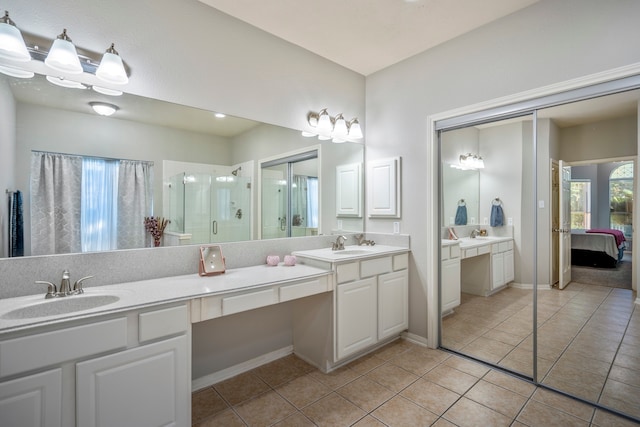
{"left": 144, "top": 216, "right": 169, "bottom": 247}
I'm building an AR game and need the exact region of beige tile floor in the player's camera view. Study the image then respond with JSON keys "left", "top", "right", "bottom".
{"left": 442, "top": 281, "right": 640, "bottom": 422}
{"left": 191, "top": 339, "right": 637, "bottom": 426}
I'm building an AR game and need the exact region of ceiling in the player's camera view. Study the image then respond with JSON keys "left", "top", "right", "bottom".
{"left": 197, "top": 0, "right": 540, "bottom": 76}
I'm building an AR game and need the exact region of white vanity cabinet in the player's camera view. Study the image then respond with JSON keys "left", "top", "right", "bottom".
{"left": 441, "top": 242, "right": 461, "bottom": 314}
{"left": 0, "top": 303, "right": 190, "bottom": 427}
{"left": 491, "top": 240, "right": 515, "bottom": 290}
{"left": 336, "top": 277, "right": 378, "bottom": 359}
{"left": 293, "top": 249, "right": 409, "bottom": 369}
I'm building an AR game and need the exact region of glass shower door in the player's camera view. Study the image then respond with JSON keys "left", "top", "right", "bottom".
{"left": 210, "top": 175, "right": 252, "bottom": 242}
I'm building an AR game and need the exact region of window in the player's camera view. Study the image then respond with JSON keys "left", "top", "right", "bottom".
{"left": 610, "top": 162, "right": 633, "bottom": 237}
{"left": 570, "top": 180, "right": 591, "bottom": 229}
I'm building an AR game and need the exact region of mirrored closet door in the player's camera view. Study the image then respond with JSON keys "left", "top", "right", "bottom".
{"left": 438, "top": 84, "right": 640, "bottom": 422}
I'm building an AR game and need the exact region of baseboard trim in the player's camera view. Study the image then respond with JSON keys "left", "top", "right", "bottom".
{"left": 192, "top": 345, "right": 294, "bottom": 392}
{"left": 510, "top": 282, "right": 552, "bottom": 291}
{"left": 402, "top": 332, "right": 429, "bottom": 348}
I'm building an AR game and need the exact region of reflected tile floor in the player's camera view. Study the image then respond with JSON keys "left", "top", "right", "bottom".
{"left": 191, "top": 340, "right": 636, "bottom": 426}
{"left": 442, "top": 281, "right": 640, "bottom": 421}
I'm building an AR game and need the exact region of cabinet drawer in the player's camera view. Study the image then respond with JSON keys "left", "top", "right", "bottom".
{"left": 393, "top": 253, "right": 409, "bottom": 270}
{"left": 499, "top": 241, "right": 510, "bottom": 252}
{"left": 0, "top": 318, "right": 127, "bottom": 377}
{"left": 222, "top": 289, "right": 277, "bottom": 315}
{"left": 477, "top": 245, "right": 490, "bottom": 256}
{"left": 337, "top": 262, "right": 359, "bottom": 283}
{"left": 462, "top": 248, "right": 477, "bottom": 259}
{"left": 360, "top": 256, "right": 392, "bottom": 278}
{"left": 450, "top": 245, "right": 460, "bottom": 259}
{"left": 139, "top": 305, "right": 188, "bottom": 343}
{"left": 280, "top": 277, "right": 328, "bottom": 302}
{"left": 441, "top": 246, "right": 450, "bottom": 261}
{"left": 199, "top": 296, "right": 222, "bottom": 322}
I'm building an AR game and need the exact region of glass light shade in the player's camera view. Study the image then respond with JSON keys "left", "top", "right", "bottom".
{"left": 0, "top": 17, "right": 31, "bottom": 62}
{"left": 318, "top": 134, "right": 332, "bottom": 140}
{"left": 348, "top": 119, "right": 363, "bottom": 139}
{"left": 0, "top": 64, "right": 33, "bottom": 78}
{"left": 46, "top": 75, "right": 87, "bottom": 89}
{"left": 316, "top": 109, "right": 332, "bottom": 135}
{"left": 92, "top": 85, "right": 123, "bottom": 96}
{"left": 45, "top": 33, "right": 83, "bottom": 74}
{"left": 96, "top": 46, "right": 128, "bottom": 85}
{"left": 333, "top": 114, "right": 348, "bottom": 138}
{"left": 332, "top": 137, "right": 346, "bottom": 143}
{"left": 90, "top": 102, "right": 118, "bottom": 116}
{"left": 301, "top": 131, "right": 317, "bottom": 137}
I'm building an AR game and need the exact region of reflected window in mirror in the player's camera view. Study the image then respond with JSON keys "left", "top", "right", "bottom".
{"left": 30, "top": 151, "right": 153, "bottom": 255}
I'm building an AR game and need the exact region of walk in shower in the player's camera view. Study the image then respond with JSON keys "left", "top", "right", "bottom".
{"left": 168, "top": 172, "right": 251, "bottom": 244}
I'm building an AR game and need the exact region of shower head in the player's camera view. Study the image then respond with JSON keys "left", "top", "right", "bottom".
{"left": 231, "top": 166, "right": 242, "bottom": 176}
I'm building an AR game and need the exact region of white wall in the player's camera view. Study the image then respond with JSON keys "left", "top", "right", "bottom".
{"left": 365, "top": 0, "right": 640, "bottom": 340}
{"left": 559, "top": 115, "right": 637, "bottom": 162}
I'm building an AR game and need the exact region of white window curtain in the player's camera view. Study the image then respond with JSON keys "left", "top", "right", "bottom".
{"left": 117, "top": 160, "right": 154, "bottom": 249}
{"left": 292, "top": 175, "right": 308, "bottom": 227}
{"left": 307, "top": 177, "right": 319, "bottom": 228}
{"left": 81, "top": 158, "right": 119, "bottom": 252}
{"left": 30, "top": 152, "right": 83, "bottom": 255}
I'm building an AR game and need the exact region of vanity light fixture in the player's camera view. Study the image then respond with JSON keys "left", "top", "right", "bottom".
{"left": 302, "top": 109, "right": 364, "bottom": 143}
{"left": 0, "top": 12, "right": 130, "bottom": 89}
{"left": 90, "top": 101, "right": 118, "bottom": 116}
{"left": 458, "top": 153, "right": 485, "bottom": 170}
{"left": 96, "top": 43, "right": 128, "bottom": 85}
{"left": 0, "top": 11, "right": 30, "bottom": 62}
{"left": 45, "top": 29, "right": 83, "bottom": 74}
{"left": 46, "top": 75, "right": 87, "bottom": 89}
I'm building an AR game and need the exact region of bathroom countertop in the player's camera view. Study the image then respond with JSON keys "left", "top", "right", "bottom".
{"left": 0, "top": 263, "right": 332, "bottom": 335}
{"left": 457, "top": 236, "right": 513, "bottom": 249}
{"left": 292, "top": 244, "right": 409, "bottom": 262}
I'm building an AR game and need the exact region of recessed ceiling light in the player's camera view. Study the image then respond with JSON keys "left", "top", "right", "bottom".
{"left": 89, "top": 101, "right": 119, "bottom": 116}
{"left": 214, "top": 112, "right": 226, "bottom": 118}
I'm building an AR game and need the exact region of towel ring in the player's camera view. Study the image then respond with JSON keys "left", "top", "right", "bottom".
{"left": 492, "top": 198, "right": 502, "bottom": 206}
{"left": 458, "top": 199, "right": 466, "bottom": 206}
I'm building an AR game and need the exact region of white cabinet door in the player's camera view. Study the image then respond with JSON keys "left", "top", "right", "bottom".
{"left": 0, "top": 369, "right": 62, "bottom": 427}
{"left": 503, "top": 249, "right": 515, "bottom": 284}
{"left": 336, "top": 278, "right": 377, "bottom": 360}
{"left": 76, "top": 335, "right": 189, "bottom": 427}
{"left": 441, "top": 258, "right": 461, "bottom": 313}
{"left": 336, "top": 162, "right": 362, "bottom": 217}
{"left": 491, "top": 252, "right": 505, "bottom": 289}
{"left": 378, "top": 270, "right": 409, "bottom": 340}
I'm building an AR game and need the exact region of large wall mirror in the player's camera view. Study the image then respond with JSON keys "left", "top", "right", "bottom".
{"left": 0, "top": 73, "right": 364, "bottom": 258}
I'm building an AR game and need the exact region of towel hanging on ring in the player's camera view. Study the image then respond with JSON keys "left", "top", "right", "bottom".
{"left": 490, "top": 198, "right": 504, "bottom": 227}
{"left": 455, "top": 199, "right": 467, "bottom": 225}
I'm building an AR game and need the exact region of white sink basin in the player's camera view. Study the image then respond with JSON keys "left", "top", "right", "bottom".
{"left": 1, "top": 293, "right": 122, "bottom": 320}
{"left": 332, "top": 249, "right": 374, "bottom": 256}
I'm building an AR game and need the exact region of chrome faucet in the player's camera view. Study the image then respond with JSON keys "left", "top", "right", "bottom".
{"left": 470, "top": 229, "right": 481, "bottom": 239}
{"left": 332, "top": 235, "right": 347, "bottom": 251}
{"left": 36, "top": 270, "right": 94, "bottom": 299}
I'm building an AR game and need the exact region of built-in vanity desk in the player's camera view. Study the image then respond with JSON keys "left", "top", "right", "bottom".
{"left": 0, "top": 263, "right": 333, "bottom": 427}
{"left": 457, "top": 237, "right": 514, "bottom": 297}
{"left": 292, "top": 245, "right": 410, "bottom": 372}
{"left": 0, "top": 245, "right": 410, "bottom": 426}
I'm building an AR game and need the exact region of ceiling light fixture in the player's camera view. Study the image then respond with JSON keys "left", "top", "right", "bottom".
{"left": 302, "top": 109, "right": 364, "bottom": 143}
{"left": 90, "top": 101, "right": 119, "bottom": 116}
